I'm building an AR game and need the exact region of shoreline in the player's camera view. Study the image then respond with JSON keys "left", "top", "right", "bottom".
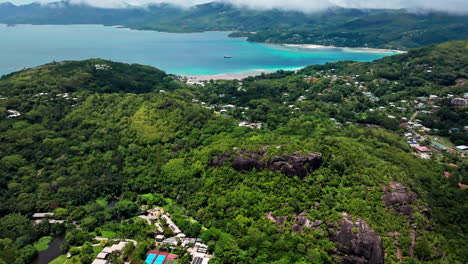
{"left": 184, "top": 65, "right": 306, "bottom": 81}
{"left": 282, "top": 44, "right": 407, "bottom": 54}
{"left": 184, "top": 70, "right": 274, "bottom": 81}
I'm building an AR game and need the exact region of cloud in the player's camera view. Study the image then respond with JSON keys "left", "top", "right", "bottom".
{"left": 12, "top": 0, "right": 468, "bottom": 14}
{"left": 226, "top": 0, "right": 468, "bottom": 13}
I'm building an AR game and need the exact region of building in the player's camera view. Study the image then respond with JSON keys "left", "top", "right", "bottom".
{"left": 32, "top": 213, "right": 54, "bottom": 218}
{"left": 93, "top": 241, "right": 135, "bottom": 264}
{"left": 156, "top": 234, "right": 165, "bottom": 242}
{"left": 7, "top": 109, "right": 21, "bottom": 118}
{"left": 411, "top": 145, "right": 431, "bottom": 153}
{"left": 238, "top": 121, "right": 262, "bottom": 129}
{"left": 161, "top": 215, "right": 181, "bottom": 234}
{"left": 451, "top": 98, "right": 468, "bottom": 107}
{"left": 161, "top": 237, "right": 178, "bottom": 246}
{"left": 431, "top": 142, "right": 447, "bottom": 151}
{"left": 455, "top": 145, "right": 468, "bottom": 151}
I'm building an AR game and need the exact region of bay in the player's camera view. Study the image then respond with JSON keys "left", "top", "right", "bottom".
{"left": 0, "top": 24, "right": 397, "bottom": 76}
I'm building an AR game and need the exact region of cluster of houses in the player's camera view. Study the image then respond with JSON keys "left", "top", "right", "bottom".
{"left": 186, "top": 78, "right": 206, "bottom": 86}
{"left": 92, "top": 240, "right": 137, "bottom": 264}
{"left": 141, "top": 208, "right": 213, "bottom": 264}
{"left": 238, "top": 121, "right": 262, "bottom": 129}
{"left": 32, "top": 212, "right": 65, "bottom": 225}
{"left": 95, "top": 64, "right": 112, "bottom": 71}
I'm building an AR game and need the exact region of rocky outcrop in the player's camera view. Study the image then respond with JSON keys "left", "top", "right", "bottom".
{"left": 268, "top": 153, "right": 323, "bottom": 178}
{"left": 297, "top": 211, "right": 323, "bottom": 229}
{"left": 331, "top": 212, "right": 384, "bottom": 264}
{"left": 157, "top": 101, "right": 178, "bottom": 109}
{"left": 208, "top": 152, "right": 233, "bottom": 167}
{"left": 265, "top": 212, "right": 286, "bottom": 227}
{"left": 382, "top": 182, "right": 417, "bottom": 216}
{"left": 232, "top": 151, "right": 266, "bottom": 172}
{"left": 266, "top": 211, "right": 384, "bottom": 263}
{"left": 209, "top": 151, "right": 323, "bottom": 178}
{"left": 265, "top": 211, "right": 322, "bottom": 234}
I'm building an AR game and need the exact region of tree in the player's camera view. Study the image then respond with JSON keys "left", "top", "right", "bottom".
{"left": 122, "top": 242, "right": 135, "bottom": 260}
{"left": 14, "top": 245, "right": 37, "bottom": 264}
{"left": 0, "top": 214, "right": 35, "bottom": 242}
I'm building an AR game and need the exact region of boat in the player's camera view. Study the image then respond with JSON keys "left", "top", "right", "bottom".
{"left": 224, "top": 56, "right": 232, "bottom": 59}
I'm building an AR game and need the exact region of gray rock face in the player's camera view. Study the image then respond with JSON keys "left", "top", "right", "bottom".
{"left": 265, "top": 212, "right": 286, "bottom": 227}
{"left": 232, "top": 152, "right": 266, "bottom": 172}
{"left": 332, "top": 213, "right": 384, "bottom": 264}
{"left": 382, "top": 182, "right": 417, "bottom": 205}
{"left": 382, "top": 191, "right": 417, "bottom": 206}
{"left": 209, "top": 151, "right": 323, "bottom": 178}
{"left": 268, "top": 153, "right": 323, "bottom": 179}
{"left": 266, "top": 211, "right": 323, "bottom": 234}
{"left": 382, "top": 182, "right": 417, "bottom": 217}
{"left": 208, "top": 152, "right": 233, "bottom": 167}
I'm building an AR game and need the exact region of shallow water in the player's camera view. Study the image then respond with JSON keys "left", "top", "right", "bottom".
{"left": 0, "top": 24, "right": 396, "bottom": 76}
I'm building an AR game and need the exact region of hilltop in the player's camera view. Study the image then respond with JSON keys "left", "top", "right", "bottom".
{"left": 0, "top": 41, "right": 467, "bottom": 264}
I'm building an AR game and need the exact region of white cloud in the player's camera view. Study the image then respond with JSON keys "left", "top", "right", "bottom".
{"left": 9, "top": 0, "right": 468, "bottom": 14}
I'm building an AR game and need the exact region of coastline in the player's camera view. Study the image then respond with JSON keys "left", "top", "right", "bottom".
{"left": 185, "top": 70, "right": 273, "bottom": 81}
{"left": 184, "top": 65, "right": 307, "bottom": 81}
{"left": 282, "top": 44, "right": 407, "bottom": 54}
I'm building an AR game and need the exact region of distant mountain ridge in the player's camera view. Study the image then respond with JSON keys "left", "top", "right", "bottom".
{"left": 0, "top": 0, "right": 467, "bottom": 49}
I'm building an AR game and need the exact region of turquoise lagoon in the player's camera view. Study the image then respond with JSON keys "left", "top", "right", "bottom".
{"left": 0, "top": 24, "right": 397, "bottom": 76}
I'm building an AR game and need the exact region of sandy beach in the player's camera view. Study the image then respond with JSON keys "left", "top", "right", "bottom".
{"left": 185, "top": 69, "right": 275, "bottom": 82}
{"left": 283, "top": 44, "right": 407, "bottom": 54}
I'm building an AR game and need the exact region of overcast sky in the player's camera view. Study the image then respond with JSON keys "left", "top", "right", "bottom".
{"left": 5, "top": 0, "right": 468, "bottom": 14}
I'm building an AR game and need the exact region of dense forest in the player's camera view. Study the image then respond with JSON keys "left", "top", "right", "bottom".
{"left": 0, "top": 41, "right": 467, "bottom": 264}
{"left": 0, "top": 1, "right": 467, "bottom": 50}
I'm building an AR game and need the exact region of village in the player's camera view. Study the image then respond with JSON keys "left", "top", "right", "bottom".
{"left": 89, "top": 206, "right": 214, "bottom": 264}
{"left": 30, "top": 206, "right": 214, "bottom": 264}
{"left": 182, "top": 68, "right": 467, "bottom": 164}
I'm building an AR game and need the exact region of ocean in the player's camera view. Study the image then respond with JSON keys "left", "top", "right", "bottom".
{"left": 0, "top": 24, "right": 396, "bottom": 76}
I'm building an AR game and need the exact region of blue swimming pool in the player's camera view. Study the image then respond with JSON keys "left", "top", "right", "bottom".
{"left": 145, "top": 254, "right": 157, "bottom": 264}
{"left": 154, "top": 255, "right": 166, "bottom": 264}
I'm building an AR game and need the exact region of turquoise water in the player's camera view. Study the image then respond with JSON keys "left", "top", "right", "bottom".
{"left": 0, "top": 24, "right": 396, "bottom": 76}
{"left": 154, "top": 255, "right": 166, "bottom": 264}
{"left": 145, "top": 253, "right": 156, "bottom": 264}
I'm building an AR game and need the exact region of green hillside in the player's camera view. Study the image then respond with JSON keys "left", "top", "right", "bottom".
{"left": 0, "top": 41, "right": 467, "bottom": 264}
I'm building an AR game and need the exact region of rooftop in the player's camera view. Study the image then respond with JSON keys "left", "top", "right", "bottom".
{"left": 32, "top": 213, "right": 54, "bottom": 218}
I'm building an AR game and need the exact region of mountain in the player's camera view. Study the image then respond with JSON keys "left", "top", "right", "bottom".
{"left": 0, "top": 1, "right": 467, "bottom": 49}
{"left": 0, "top": 41, "right": 467, "bottom": 263}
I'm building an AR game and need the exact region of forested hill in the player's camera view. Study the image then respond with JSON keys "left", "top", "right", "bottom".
{"left": 0, "top": 42, "right": 467, "bottom": 264}
{"left": 0, "top": 1, "right": 467, "bottom": 49}
{"left": 0, "top": 59, "right": 174, "bottom": 96}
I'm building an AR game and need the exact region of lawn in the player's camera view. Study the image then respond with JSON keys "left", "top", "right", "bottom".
{"left": 100, "top": 230, "right": 117, "bottom": 238}
{"left": 430, "top": 135, "right": 456, "bottom": 148}
{"left": 95, "top": 198, "right": 108, "bottom": 207}
{"left": 49, "top": 255, "right": 67, "bottom": 264}
{"left": 34, "top": 236, "right": 53, "bottom": 251}
{"left": 93, "top": 245, "right": 104, "bottom": 255}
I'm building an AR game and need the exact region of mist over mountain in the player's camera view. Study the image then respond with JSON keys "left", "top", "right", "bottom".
{"left": 5, "top": 0, "right": 468, "bottom": 14}
{"left": 1, "top": 0, "right": 467, "bottom": 50}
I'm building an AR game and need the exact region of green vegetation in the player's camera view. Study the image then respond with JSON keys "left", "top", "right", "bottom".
{"left": 99, "top": 231, "right": 117, "bottom": 239}
{"left": 33, "top": 236, "right": 53, "bottom": 251}
{"left": 49, "top": 254, "right": 67, "bottom": 264}
{"left": 0, "top": 41, "right": 467, "bottom": 263}
{"left": 95, "top": 199, "right": 108, "bottom": 208}
{"left": 0, "top": 2, "right": 467, "bottom": 49}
